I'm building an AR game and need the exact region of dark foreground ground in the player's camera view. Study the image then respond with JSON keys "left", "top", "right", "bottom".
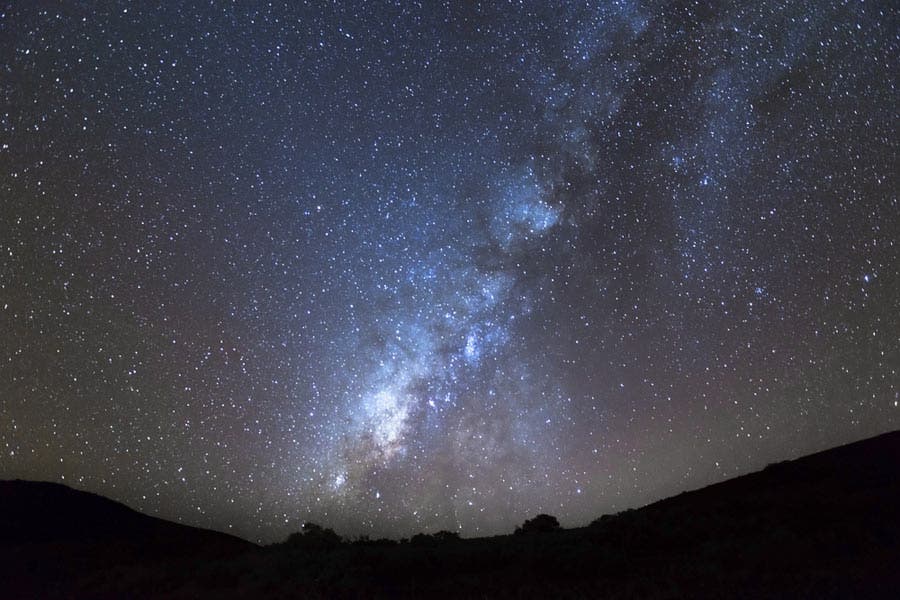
{"left": 2, "top": 431, "right": 898, "bottom": 599}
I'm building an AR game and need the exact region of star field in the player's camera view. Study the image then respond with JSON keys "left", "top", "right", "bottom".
{"left": 1, "top": 1, "right": 897, "bottom": 543}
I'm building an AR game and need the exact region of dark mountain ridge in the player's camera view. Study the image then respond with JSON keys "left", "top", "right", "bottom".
{"left": 0, "top": 479, "right": 254, "bottom": 551}
{"left": 2, "top": 430, "right": 898, "bottom": 598}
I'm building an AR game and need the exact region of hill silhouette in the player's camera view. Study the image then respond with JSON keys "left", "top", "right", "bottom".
{"left": 0, "top": 481, "right": 255, "bottom": 598}
{"left": 2, "top": 431, "right": 898, "bottom": 598}
{"left": 0, "top": 480, "right": 254, "bottom": 550}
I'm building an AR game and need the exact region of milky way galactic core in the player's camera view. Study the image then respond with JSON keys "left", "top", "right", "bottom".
{"left": 0, "top": 1, "right": 897, "bottom": 542}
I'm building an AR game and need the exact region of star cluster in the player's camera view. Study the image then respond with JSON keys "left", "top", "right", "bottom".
{"left": 1, "top": 1, "right": 897, "bottom": 542}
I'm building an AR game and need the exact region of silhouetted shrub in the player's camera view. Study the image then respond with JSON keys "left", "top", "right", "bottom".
{"left": 432, "top": 530, "right": 461, "bottom": 542}
{"left": 352, "top": 536, "right": 397, "bottom": 547}
{"left": 589, "top": 514, "right": 616, "bottom": 528}
{"left": 410, "top": 530, "right": 462, "bottom": 546}
{"left": 282, "top": 522, "right": 343, "bottom": 550}
{"left": 514, "top": 514, "right": 561, "bottom": 535}
{"left": 410, "top": 533, "right": 436, "bottom": 547}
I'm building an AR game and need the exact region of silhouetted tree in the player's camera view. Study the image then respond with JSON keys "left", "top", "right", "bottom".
{"left": 515, "top": 514, "right": 561, "bottom": 535}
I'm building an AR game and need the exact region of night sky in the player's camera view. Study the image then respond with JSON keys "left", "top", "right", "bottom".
{"left": 1, "top": 1, "right": 897, "bottom": 543}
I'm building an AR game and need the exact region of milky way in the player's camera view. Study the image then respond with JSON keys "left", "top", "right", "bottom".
{"left": 1, "top": 1, "right": 897, "bottom": 542}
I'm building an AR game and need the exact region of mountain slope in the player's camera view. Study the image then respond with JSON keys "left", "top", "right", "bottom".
{"left": 1, "top": 430, "right": 898, "bottom": 598}
{"left": 0, "top": 480, "right": 255, "bottom": 598}
{"left": 0, "top": 479, "right": 254, "bottom": 550}
{"left": 258, "top": 430, "right": 900, "bottom": 598}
